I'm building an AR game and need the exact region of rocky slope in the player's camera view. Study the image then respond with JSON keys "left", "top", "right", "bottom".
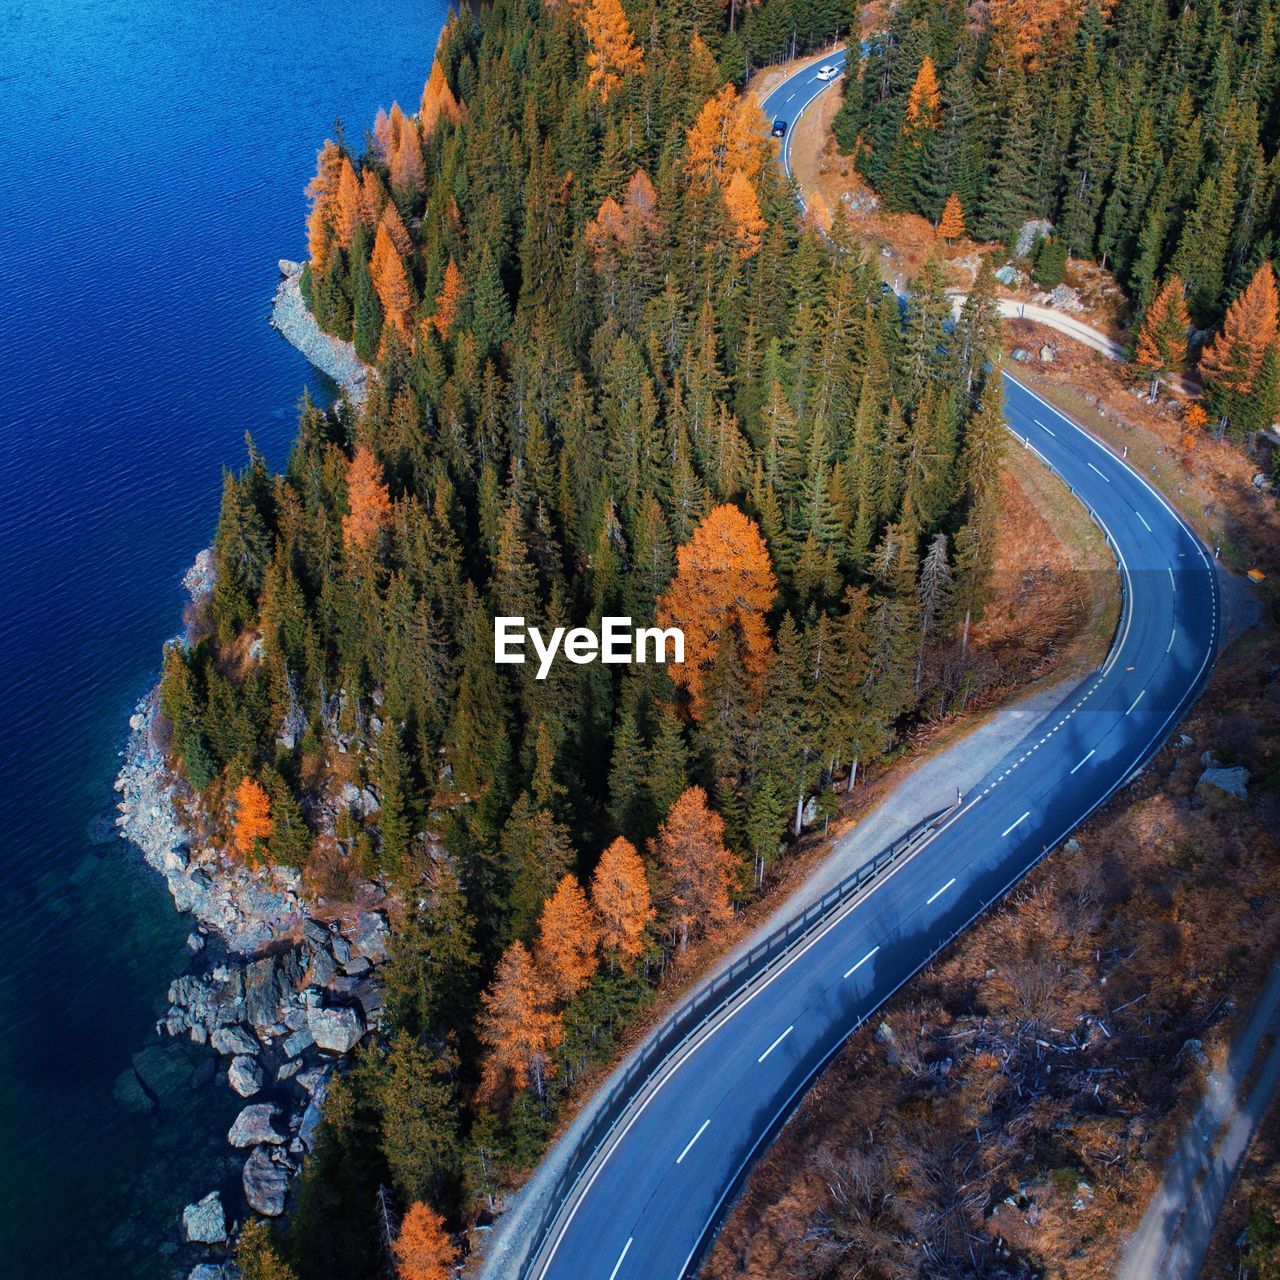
{"left": 115, "top": 552, "right": 391, "bottom": 1275}
{"left": 270, "top": 260, "right": 368, "bottom": 405}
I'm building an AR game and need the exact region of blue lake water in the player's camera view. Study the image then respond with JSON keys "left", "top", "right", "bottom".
{"left": 0, "top": 1, "right": 445, "bottom": 1273}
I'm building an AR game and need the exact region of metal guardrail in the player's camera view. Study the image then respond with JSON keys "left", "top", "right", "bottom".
{"left": 520, "top": 796, "right": 961, "bottom": 1278}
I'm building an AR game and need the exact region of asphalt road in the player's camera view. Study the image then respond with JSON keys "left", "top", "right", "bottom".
{"left": 523, "top": 53, "right": 1220, "bottom": 1280}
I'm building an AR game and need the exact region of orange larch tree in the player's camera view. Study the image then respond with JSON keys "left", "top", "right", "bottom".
{"left": 590, "top": 836, "right": 652, "bottom": 968}
{"left": 334, "top": 156, "right": 366, "bottom": 251}
{"left": 652, "top": 787, "right": 734, "bottom": 953}
{"left": 535, "top": 874, "right": 600, "bottom": 1001}
{"left": 389, "top": 110, "right": 424, "bottom": 193}
{"left": 394, "top": 1202, "right": 455, "bottom": 1280}
{"left": 1200, "top": 261, "right": 1278, "bottom": 404}
{"left": 936, "top": 192, "right": 965, "bottom": 240}
{"left": 360, "top": 167, "right": 385, "bottom": 225}
{"left": 685, "top": 85, "right": 770, "bottom": 191}
{"left": 419, "top": 57, "right": 463, "bottom": 139}
{"left": 305, "top": 140, "right": 344, "bottom": 272}
{"left": 232, "top": 776, "right": 273, "bottom": 859}
{"left": 479, "top": 941, "right": 563, "bottom": 1100}
{"left": 904, "top": 55, "right": 941, "bottom": 131}
{"left": 723, "top": 169, "right": 766, "bottom": 258}
{"left": 342, "top": 444, "right": 393, "bottom": 554}
{"left": 1133, "top": 275, "right": 1190, "bottom": 400}
{"left": 581, "top": 0, "right": 644, "bottom": 102}
{"left": 657, "top": 504, "right": 776, "bottom": 718}
{"left": 425, "top": 258, "right": 464, "bottom": 339}
{"left": 371, "top": 221, "right": 414, "bottom": 334}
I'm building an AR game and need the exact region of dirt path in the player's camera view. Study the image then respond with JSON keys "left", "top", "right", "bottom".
{"left": 1117, "top": 956, "right": 1280, "bottom": 1279}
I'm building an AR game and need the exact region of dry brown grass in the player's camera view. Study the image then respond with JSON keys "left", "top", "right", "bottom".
{"left": 704, "top": 628, "right": 1280, "bottom": 1280}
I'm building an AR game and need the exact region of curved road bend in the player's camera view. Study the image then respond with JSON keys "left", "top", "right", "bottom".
{"left": 520, "top": 53, "right": 1220, "bottom": 1280}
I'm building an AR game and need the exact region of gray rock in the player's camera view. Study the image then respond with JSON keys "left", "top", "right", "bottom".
{"left": 302, "top": 918, "right": 330, "bottom": 947}
{"left": 1197, "top": 765, "right": 1250, "bottom": 800}
{"left": 189, "top": 1266, "right": 232, "bottom": 1280}
{"left": 228, "top": 1055, "right": 265, "bottom": 1098}
{"left": 277, "top": 1058, "right": 302, "bottom": 1083}
{"left": 113, "top": 1067, "right": 154, "bottom": 1114}
{"left": 1178, "top": 734, "right": 1193, "bottom": 748}
{"left": 228, "top": 1103, "right": 285, "bottom": 1147}
{"left": 1047, "top": 283, "right": 1083, "bottom": 312}
{"left": 1012, "top": 347, "right": 1032, "bottom": 362}
{"left": 244, "top": 956, "right": 288, "bottom": 1034}
{"left": 186, "top": 931, "right": 205, "bottom": 953}
{"left": 182, "top": 1191, "right": 227, "bottom": 1245}
{"left": 298, "top": 1072, "right": 331, "bottom": 1151}
{"left": 306, "top": 947, "right": 339, "bottom": 989}
{"left": 1039, "top": 344, "right": 1056, "bottom": 362}
{"left": 1015, "top": 218, "right": 1054, "bottom": 257}
{"left": 243, "top": 1144, "right": 290, "bottom": 1217}
{"left": 308, "top": 1005, "right": 365, "bottom": 1054}
{"left": 282, "top": 1027, "right": 315, "bottom": 1058}
{"left": 211, "top": 1026, "right": 259, "bottom": 1057}
{"left": 296, "top": 1065, "right": 330, "bottom": 1097}
{"left": 993, "top": 264, "right": 1021, "bottom": 286}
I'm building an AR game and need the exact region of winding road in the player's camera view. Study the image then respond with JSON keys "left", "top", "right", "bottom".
{"left": 499, "top": 51, "right": 1221, "bottom": 1280}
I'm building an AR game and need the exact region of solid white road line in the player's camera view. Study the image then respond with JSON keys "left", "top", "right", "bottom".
{"left": 1070, "top": 749, "right": 1096, "bottom": 774}
{"left": 1137, "top": 511, "right": 1153, "bottom": 532}
{"left": 758, "top": 1026, "right": 794, "bottom": 1064}
{"left": 1001, "top": 812, "right": 1031, "bottom": 838}
{"left": 676, "top": 1120, "right": 710, "bottom": 1165}
{"left": 608, "top": 1237, "right": 632, "bottom": 1280}
{"left": 926, "top": 877, "right": 956, "bottom": 906}
{"left": 1087, "top": 461, "right": 1110, "bottom": 481}
{"left": 843, "top": 945, "right": 879, "bottom": 978}
{"left": 1033, "top": 418, "right": 1056, "bottom": 436}
{"left": 1126, "top": 690, "right": 1145, "bottom": 715}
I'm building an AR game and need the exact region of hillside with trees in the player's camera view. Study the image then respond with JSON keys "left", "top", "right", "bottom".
{"left": 150, "top": 1, "right": 1027, "bottom": 1275}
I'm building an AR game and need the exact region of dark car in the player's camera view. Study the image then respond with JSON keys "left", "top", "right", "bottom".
{"left": 771, "top": 118, "right": 787, "bottom": 137}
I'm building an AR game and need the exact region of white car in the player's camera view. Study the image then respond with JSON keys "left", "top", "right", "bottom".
{"left": 816, "top": 65, "right": 839, "bottom": 80}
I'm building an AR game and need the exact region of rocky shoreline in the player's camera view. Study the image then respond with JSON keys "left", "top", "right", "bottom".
{"left": 114, "top": 553, "right": 390, "bottom": 1276}
{"left": 270, "top": 260, "right": 369, "bottom": 406}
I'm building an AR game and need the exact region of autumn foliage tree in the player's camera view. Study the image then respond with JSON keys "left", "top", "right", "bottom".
{"left": 657, "top": 504, "right": 776, "bottom": 718}
{"left": 652, "top": 786, "right": 734, "bottom": 952}
{"left": 590, "top": 837, "right": 652, "bottom": 968}
{"left": 371, "top": 220, "right": 413, "bottom": 335}
{"left": 534, "top": 874, "right": 600, "bottom": 1001}
{"left": 723, "top": 168, "right": 766, "bottom": 259}
{"left": 479, "top": 941, "right": 562, "bottom": 1100}
{"left": 1133, "top": 275, "right": 1190, "bottom": 400}
{"left": 305, "top": 140, "right": 344, "bottom": 272}
{"left": 685, "top": 85, "right": 770, "bottom": 190}
{"left": 394, "top": 1202, "right": 455, "bottom": 1280}
{"left": 580, "top": 0, "right": 644, "bottom": 102}
{"left": 936, "top": 193, "right": 965, "bottom": 241}
{"left": 904, "top": 56, "right": 940, "bottom": 133}
{"left": 232, "top": 776, "right": 273, "bottom": 859}
{"left": 342, "top": 444, "right": 393, "bottom": 554}
{"left": 1200, "top": 262, "right": 1280, "bottom": 432}
{"left": 419, "top": 58, "right": 463, "bottom": 139}
{"left": 425, "top": 259, "right": 464, "bottom": 339}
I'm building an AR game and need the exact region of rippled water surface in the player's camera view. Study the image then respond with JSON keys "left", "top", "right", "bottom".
{"left": 0, "top": 1, "right": 444, "bottom": 1273}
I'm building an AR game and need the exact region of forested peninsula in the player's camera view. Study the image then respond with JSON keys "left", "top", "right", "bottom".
{"left": 140, "top": 0, "right": 1280, "bottom": 1276}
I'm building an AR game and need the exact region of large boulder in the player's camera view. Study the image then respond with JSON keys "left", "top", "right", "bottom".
{"left": 1197, "top": 765, "right": 1250, "bottom": 800}
{"left": 181, "top": 1191, "right": 227, "bottom": 1245}
{"left": 243, "top": 1144, "right": 290, "bottom": 1217}
{"left": 228, "top": 1103, "right": 285, "bottom": 1147}
{"left": 211, "top": 1026, "right": 259, "bottom": 1057}
{"left": 307, "top": 1005, "right": 365, "bottom": 1054}
{"left": 243, "top": 957, "right": 287, "bottom": 1033}
{"left": 1015, "top": 218, "right": 1054, "bottom": 257}
{"left": 132, "top": 1043, "right": 192, "bottom": 1100}
{"left": 228, "top": 1055, "right": 265, "bottom": 1098}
